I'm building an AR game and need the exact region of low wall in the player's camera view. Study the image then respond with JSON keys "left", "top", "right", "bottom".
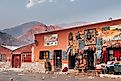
{"left": 21, "top": 62, "right": 45, "bottom": 73}
{"left": 0, "top": 62, "right": 68, "bottom": 73}
{"left": 0, "top": 62, "right": 11, "bottom": 68}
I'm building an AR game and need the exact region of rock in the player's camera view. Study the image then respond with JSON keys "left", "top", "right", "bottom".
{"left": 88, "top": 76, "right": 95, "bottom": 79}
{"left": 42, "top": 77, "right": 45, "bottom": 80}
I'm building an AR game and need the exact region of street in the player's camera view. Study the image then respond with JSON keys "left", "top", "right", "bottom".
{"left": 0, "top": 71, "right": 121, "bottom": 81}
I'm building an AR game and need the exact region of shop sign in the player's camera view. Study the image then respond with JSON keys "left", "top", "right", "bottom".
{"left": 102, "top": 25, "right": 121, "bottom": 31}
{"left": 102, "top": 25, "right": 121, "bottom": 41}
{"left": 110, "top": 25, "right": 121, "bottom": 30}
{"left": 44, "top": 34, "right": 58, "bottom": 46}
{"left": 103, "top": 32, "right": 121, "bottom": 41}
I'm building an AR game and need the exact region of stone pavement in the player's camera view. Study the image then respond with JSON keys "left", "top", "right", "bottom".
{"left": 0, "top": 70, "right": 121, "bottom": 81}
{"left": 1, "top": 68, "right": 121, "bottom": 79}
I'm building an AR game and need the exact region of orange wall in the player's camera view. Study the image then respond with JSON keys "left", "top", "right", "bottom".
{"left": 34, "top": 30, "right": 68, "bottom": 62}
{"left": 34, "top": 19, "right": 121, "bottom": 62}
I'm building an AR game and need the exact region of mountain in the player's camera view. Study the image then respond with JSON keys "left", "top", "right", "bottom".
{"left": 17, "top": 21, "right": 88, "bottom": 43}
{"left": 57, "top": 21, "right": 89, "bottom": 28}
{"left": 0, "top": 21, "right": 87, "bottom": 45}
{"left": 0, "top": 32, "right": 26, "bottom": 46}
{"left": 1, "top": 21, "right": 60, "bottom": 44}
{"left": 1, "top": 21, "right": 42, "bottom": 37}
{"left": 17, "top": 24, "right": 60, "bottom": 43}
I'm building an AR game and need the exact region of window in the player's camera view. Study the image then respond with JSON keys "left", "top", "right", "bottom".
{"left": 22, "top": 53, "right": 32, "bottom": 62}
{"left": 0, "top": 54, "right": 6, "bottom": 62}
{"left": 39, "top": 51, "right": 49, "bottom": 60}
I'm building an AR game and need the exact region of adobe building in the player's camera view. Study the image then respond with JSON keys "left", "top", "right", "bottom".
{"left": 0, "top": 45, "right": 17, "bottom": 68}
{"left": 34, "top": 18, "right": 121, "bottom": 71}
{"left": 0, "top": 45, "right": 12, "bottom": 62}
{"left": 12, "top": 43, "right": 34, "bottom": 68}
{"left": 0, "top": 43, "right": 34, "bottom": 68}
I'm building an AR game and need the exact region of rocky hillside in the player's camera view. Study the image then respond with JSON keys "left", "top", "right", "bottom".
{"left": 1, "top": 21, "right": 42, "bottom": 37}
{"left": 0, "top": 21, "right": 87, "bottom": 45}
{"left": 17, "top": 24, "right": 60, "bottom": 43}
{"left": 1, "top": 21, "right": 60, "bottom": 44}
{"left": 0, "top": 32, "right": 26, "bottom": 46}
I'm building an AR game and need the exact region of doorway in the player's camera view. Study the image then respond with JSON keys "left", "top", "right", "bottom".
{"left": 53, "top": 50, "right": 62, "bottom": 70}
{"left": 12, "top": 54, "right": 21, "bottom": 68}
{"left": 68, "top": 52, "right": 75, "bottom": 69}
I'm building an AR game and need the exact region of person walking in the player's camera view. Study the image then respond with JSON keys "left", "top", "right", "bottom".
{"left": 45, "top": 59, "right": 52, "bottom": 73}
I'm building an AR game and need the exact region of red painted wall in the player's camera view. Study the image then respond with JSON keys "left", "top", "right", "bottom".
{"left": 0, "top": 46, "right": 12, "bottom": 62}
{"left": 13, "top": 44, "right": 33, "bottom": 53}
{"left": 13, "top": 44, "right": 34, "bottom": 62}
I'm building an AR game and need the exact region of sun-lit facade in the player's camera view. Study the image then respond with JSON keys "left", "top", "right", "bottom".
{"left": 34, "top": 19, "right": 121, "bottom": 71}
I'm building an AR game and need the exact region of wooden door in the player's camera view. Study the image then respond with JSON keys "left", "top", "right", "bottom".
{"left": 53, "top": 50, "right": 62, "bottom": 69}
{"left": 68, "top": 52, "right": 75, "bottom": 69}
{"left": 12, "top": 54, "right": 21, "bottom": 68}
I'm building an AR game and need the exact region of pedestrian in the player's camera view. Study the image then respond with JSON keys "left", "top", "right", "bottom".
{"left": 45, "top": 59, "right": 52, "bottom": 73}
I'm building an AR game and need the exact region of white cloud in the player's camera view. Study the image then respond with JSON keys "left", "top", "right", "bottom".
{"left": 26, "top": 0, "right": 46, "bottom": 8}
{"left": 70, "top": 0, "right": 75, "bottom": 2}
{"left": 26, "top": 0, "right": 76, "bottom": 8}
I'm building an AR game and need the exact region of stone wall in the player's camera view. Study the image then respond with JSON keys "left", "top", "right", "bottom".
{"left": 0, "top": 62, "right": 11, "bottom": 69}
{"left": 0, "top": 62, "right": 11, "bottom": 68}
{"left": 21, "top": 62, "right": 45, "bottom": 73}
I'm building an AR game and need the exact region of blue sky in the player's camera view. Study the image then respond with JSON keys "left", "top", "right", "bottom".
{"left": 0, "top": 0, "right": 121, "bottom": 29}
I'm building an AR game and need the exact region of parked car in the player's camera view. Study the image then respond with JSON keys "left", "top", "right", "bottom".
{"left": 106, "top": 61, "right": 121, "bottom": 75}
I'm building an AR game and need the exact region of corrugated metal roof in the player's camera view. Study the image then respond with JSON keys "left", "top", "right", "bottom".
{"left": 1, "top": 45, "right": 20, "bottom": 51}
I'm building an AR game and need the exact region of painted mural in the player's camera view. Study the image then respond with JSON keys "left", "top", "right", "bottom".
{"left": 44, "top": 34, "right": 58, "bottom": 46}
{"left": 68, "top": 28, "right": 97, "bottom": 52}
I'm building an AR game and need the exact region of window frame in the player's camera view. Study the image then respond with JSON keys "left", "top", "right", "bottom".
{"left": 0, "top": 54, "right": 6, "bottom": 62}
{"left": 39, "top": 51, "right": 49, "bottom": 60}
